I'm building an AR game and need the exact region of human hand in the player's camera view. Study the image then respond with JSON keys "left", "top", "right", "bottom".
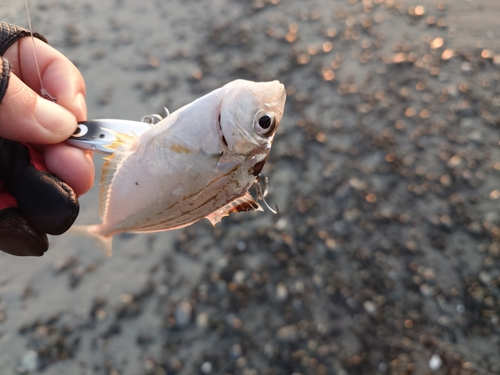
{"left": 0, "top": 23, "right": 95, "bottom": 256}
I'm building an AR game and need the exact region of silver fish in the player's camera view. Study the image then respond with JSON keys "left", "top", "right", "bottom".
{"left": 74, "top": 79, "right": 286, "bottom": 256}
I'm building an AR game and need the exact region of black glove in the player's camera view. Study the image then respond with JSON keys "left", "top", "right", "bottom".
{"left": 0, "top": 139, "right": 79, "bottom": 256}
{"left": 0, "top": 22, "right": 79, "bottom": 256}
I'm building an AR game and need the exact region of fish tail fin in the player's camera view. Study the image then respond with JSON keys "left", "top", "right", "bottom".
{"left": 69, "top": 225, "right": 114, "bottom": 258}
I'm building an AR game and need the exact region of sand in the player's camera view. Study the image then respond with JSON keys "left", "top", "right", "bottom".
{"left": 0, "top": 0, "right": 499, "bottom": 374}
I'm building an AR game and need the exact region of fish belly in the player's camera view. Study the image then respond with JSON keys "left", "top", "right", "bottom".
{"left": 99, "top": 133, "right": 226, "bottom": 235}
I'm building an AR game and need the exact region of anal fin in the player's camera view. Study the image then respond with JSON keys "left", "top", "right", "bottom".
{"left": 206, "top": 192, "right": 262, "bottom": 226}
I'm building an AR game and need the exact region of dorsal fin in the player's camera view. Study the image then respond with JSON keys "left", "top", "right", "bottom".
{"left": 99, "top": 131, "right": 137, "bottom": 219}
{"left": 206, "top": 193, "right": 262, "bottom": 226}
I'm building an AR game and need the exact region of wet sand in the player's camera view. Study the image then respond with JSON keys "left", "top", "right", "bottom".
{"left": 1, "top": 1, "right": 500, "bottom": 374}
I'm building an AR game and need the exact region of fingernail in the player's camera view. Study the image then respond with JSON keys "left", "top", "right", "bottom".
{"left": 34, "top": 96, "right": 77, "bottom": 140}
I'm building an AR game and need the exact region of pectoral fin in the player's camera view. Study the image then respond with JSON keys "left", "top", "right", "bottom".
{"left": 206, "top": 193, "right": 262, "bottom": 226}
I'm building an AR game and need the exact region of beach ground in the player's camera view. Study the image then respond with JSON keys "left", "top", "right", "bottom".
{"left": 1, "top": 1, "right": 500, "bottom": 374}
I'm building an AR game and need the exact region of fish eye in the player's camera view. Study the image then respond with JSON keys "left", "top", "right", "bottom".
{"left": 72, "top": 124, "right": 88, "bottom": 138}
{"left": 259, "top": 115, "right": 272, "bottom": 129}
{"left": 255, "top": 113, "right": 277, "bottom": 137}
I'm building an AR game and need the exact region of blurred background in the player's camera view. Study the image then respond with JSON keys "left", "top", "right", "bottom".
{"left": 1, "top": 0, "right": 500, "bottom": 374}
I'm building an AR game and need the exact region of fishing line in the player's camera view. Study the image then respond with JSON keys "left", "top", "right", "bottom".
{"left": 23, "top": 0, "right": 56, "bottom": 102}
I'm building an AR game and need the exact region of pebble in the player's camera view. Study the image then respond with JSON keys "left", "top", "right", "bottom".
{"left": 461, "top": 62, "right": 472, "bottom": 72}
{"left": 275, "top": 217, "right": 288, "bottom": 230}
{"left": 429, "top": 354, "right": 442, "bottom": 370}
{"left": 292, "top": 299, "right": 303, "bottom": 310}
{"left": 420, "top": 284, "right": 435, "bottom": 297}
{"left": 479, "top": 271, "right": 492, "bottom": 284}
{"left": 229, "top": 343, "right": 243, "bottom": 360}
{"left": 233, "top": 270, "right": 246, "bottom": 285}
{"left": 294, "top": 280, "right": 305, "bottom": 293}
{"left": 215, "top": 257, "right": 228, "bottom": 271}
{"left": 276, "top": 325, "right": 298, "bottom": 342}
{"left": 20, "top": 350, "right": 39, "bottom": 372}
{"left": 201, "top": 361, "right": 213, "bottom": 374}
{"left": 157, "top": 285, "right": 169, "bottom": 296}
{"left": 438, "top": 315, "right": 451, "bottom": 327}
{"left": 196, "top": 312, "right": 209, "bottom": 329}
{"left": 276, "top": 283, "right": 288, "bottom": 301}
{"left": 235, "top": 357, "right": 247, "bottom": 368}
{"left": 263, "top": 343, "right": 274, "bottom": 358}
{"left": 312, "top": 274, "right": 323, "bottom": 288}
{"left": 363, "top": 300, "right": 377, "bottom": 315}
{"left": 215, "top": 281, "right": 228, "bottom": 297}
{"left": 488, "top": 243, "right": 500, "bottom": 257}
{"left": 468, "top": 130, "right": 482, "bottom": 141}
{"left": 175, "top": 300, "right": 192, "bottom": 328}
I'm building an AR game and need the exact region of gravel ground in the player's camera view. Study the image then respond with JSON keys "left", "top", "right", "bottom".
{"left": 1, "top": 0, "right": 500, "bottom": 374}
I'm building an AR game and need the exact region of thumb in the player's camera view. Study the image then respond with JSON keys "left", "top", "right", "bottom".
{"left": 0, "top": 64, "right": 77, "bottom": 144}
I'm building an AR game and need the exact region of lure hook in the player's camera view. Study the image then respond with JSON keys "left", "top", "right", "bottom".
{"left": 141, "top": 107, "right": 170, "bottom": 124}
{"left": 254, "top": 175, "right": 279, "bottom": 214}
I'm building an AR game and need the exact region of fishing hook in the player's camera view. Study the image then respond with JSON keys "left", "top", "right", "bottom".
{"left": 141, "top": 107, "right": 170, "bottom": 124}
{"left": 254, "top": 175, "right": 279, "bottom": 214}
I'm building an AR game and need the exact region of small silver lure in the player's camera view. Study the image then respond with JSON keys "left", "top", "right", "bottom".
{"left": 66, "top": 110, "right": 168, "bottom": 154}
{"left": 67, "top": 119, "right": 153, "bottom": 154}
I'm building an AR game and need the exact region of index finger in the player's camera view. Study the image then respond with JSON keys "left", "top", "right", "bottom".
{"left": 4, "top": 36, "right": 87, "bottom": 122}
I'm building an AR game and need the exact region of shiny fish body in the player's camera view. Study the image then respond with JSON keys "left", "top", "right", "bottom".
{"left": 75, "top": 80, "right": 286, "bottom": 256}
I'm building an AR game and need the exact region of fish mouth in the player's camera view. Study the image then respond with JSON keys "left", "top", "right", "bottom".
{"left": 251, "top": 155, "right": 268, "bottom": 176}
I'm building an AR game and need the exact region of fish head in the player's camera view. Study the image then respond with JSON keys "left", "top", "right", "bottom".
{"left": 219, "top": 80, "right": 286, "bottom": 157}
